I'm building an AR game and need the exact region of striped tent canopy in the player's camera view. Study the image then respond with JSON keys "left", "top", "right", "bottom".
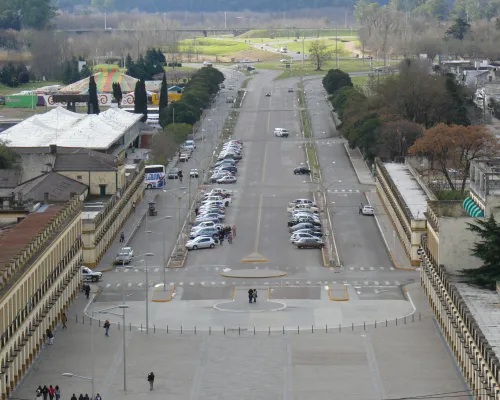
{"left": 59, "top": 72, "right": 138, "bottom": 94}
{"left": 463, "top": 197, "right": 485, "bottom": 218}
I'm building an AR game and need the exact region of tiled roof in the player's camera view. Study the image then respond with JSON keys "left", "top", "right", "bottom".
{"left": 0, "top": 205, "right": 65, "bottom": 271}
{"left": 54, "top": 148, "right": 117, "bottom": 171}
{"left": 15, "top": 172, "right": 87, "bottom": 202}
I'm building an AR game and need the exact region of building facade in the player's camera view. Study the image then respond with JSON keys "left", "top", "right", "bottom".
{"left": 0, "top": 199, "right": 83, "bottom": 400}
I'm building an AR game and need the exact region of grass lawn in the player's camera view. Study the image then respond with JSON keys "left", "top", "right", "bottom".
{"left": 0, "top": 81, "right": 63, "bottom": 97}
{"left": 351, "top": 75, "right": 370, "bottom": 86}
{"left": 255, "top": 58, "right": 372, "bottom": 79}
{"left": 178, "top": 38, "right": 251, "bottom": 57}
{"left": 284, "top": 39, "right": 349, "bottom": 57}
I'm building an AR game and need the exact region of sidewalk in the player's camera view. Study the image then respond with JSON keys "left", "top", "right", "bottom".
{"left": 95, "top": 190, "right": 158, "bottom": 272}
{"left": 365, "top": 190, "right": 414, "bottom": 270}
{"left": 344, "top": 144, "right": 376, "bottom": 185}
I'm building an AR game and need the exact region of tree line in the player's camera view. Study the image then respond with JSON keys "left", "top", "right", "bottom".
{"left": 126, "top": 49, "right": 167, "bottom": 81}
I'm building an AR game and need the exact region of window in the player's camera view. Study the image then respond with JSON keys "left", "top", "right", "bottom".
{"left": 77, "top": 175, "right": 83, "bottom": 180}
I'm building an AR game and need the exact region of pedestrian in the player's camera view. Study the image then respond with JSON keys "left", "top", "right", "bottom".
{"left": 120, "top": 232, "right": 125, "bottom": 243}
{"left": 232, "top": 224, "right": 236, "bottom": 237}
{"left": 84, "top": 284, "right": 90, "bottom": 300}
{"left": 228, "top": 232, "right": 233, "bottom": 244}
{"left": 36, "top": 386, "right": 43, "bottom": 399}
{"left": 132, "top": 202, "right": 136, "bottom": 212}
{"left": 248, "top": 289, "right": 254, "bottom": 304}
{"left": 195, "top": 207, "right": 198, "bottom": 216}
{"left": 55, "top": 386, "right": 60, "bottom": 400}
{"left": 104, "top": 320, "right": 110, "bottom": 337}
{"left": 48, "top": 385, "right": 55, "bottom": 400}
{"left": 70, "top": 394, "right": 77, "bottom": 400}
{"left": 42, "top": 386, "right": 49, "bottom": 400}
{"left": 147, "top": 372, "right": 155, "bottom": 391}
{"left": 83, "top": 394, "right": 89, "bottom": 400}
{"left": 359, "top": 203, "right": 363, "bottom": 214}
{"left": 253, "top": 289, "right": 258, "bottom": 303}
{"left": 61, "top": 313, "right": 67, "bottom": 329}
{"left": 46, "top": 329, "right": 54, "bottom": 345}
{"left": 78, "top": 394, "right": 84, "bottom": 400}
{"left": 95, "top": 394, "right": 102, "bottom": 400}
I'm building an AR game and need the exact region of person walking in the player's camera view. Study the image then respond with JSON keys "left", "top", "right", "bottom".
{"left": 78, "top": 394, "right": 84, "bottom": 400}
{"left": 253, "top": 289, "right": 258, "bottom": 303}
{"left": 195, "top": 207, "right": 199, "bottom": 216}
{"left": 95, "top": 394, "right": 102, "bottom": 400}
{"left": 48, "top": 385, "right": 55, "bottom": 400}
{"left": 46, "top": 329, "right": 54, "bottom": 345}
{"left": 248, "top": 289, "right": 254, "bottom": 304}
{"left": 228, "top": 232, "right": 233, "bottom": 244}
{"left": 132, "top": 202, "right": 136, "bottom": 213}
{"left": 84, "top": 284, "right": 90, "bottom": 300}
{"left": 232, "top": 224, "right": 236, "bottom": 237}
{"left": 61, "top": 313, "right": 67, "bottom": 329}
{"left": 147, "top": 372, "right": 155, "bottom": 390}
{"left": 70, "top": 394, "right": 77, "bottom": 400}
{"left": 104, "top": 320, "right": 110, "bottom": 337}
{"left": 120, "top": 232, "right": 125, "bottom": 243}
{"left": 42, "top": 386, "right": 49, "bottom": 400}
{"left": 219, "top": 231, "right": 224, "bottom": 245}
{"left": 54, "top": 386, "right": 60, "bottom": 400}
{"left": 83, "top": 394, "right": 89, "bottom": 400}
{"left": 358, "top": 203, "right": 363, "bottom": 214}
{"left": 36, "top": 386, "right": 43, "bottom": 399}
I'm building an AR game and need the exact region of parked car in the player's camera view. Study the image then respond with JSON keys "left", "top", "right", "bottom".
{"left": 294, "top": 167, "right": 311, "bottom": 175}
{"left": 207, "top": 188, "right": 234, "bottom": 197}
{"left": 290, "top": 232, "right": 315, "bottom": 243}
{"left": 289, "top": 199, "right": 316, "bottom": 207}
{"left": 274, "top": 128, "right": 289, "bottom": 138}
{"left": 115, "top": 247, "right": 134, "bottom": 264}
{"left": 287, "top": 203, "right": 319, "bottom": 213}
{"left": 294, "top": 228, "right": 324, "bottom": 237}
{"left": 191, "top": 220, "right": 222, "bottom": 230}
{"left": 189, "top": 227, "right": 220, "bottom": 240}
{"left": 196, "top": 212, "right": 225, "bottom": 221}
{"left": 216, "top": 165, "right": 237, "bottom": 174}
{"left": 265, "top": 92, "right": 271, "bottom": 97}
{"left": 288, "top": 88, "right": 294, "bottom": 92}
{"left": 81, "top": 266, "right": 103, "bottom": 282}
{"left": 186, "top": 236, "right": 216, "bottom": 250}
{"left": 192, "top": 217, "right": 222, "bottom": 226}
{"left": 289, "top": 222, "right": 317, "bottom": 233}
{"left": 362, "top": 205, "right": 374, "bottom": 216}
{"left": 179, "top": 153, "right": 190, "bottom": 162}
{"left": 293, "top": 237, "right": 325, "bottom": 249}
{"left": 217, "top": 175, "right": 237, "bottom": 184}
{"left": 215, "top": 159, "right": 237, "bottom": 167}
{"left": 168, "top": 168, "right": 180, "bottom": 179}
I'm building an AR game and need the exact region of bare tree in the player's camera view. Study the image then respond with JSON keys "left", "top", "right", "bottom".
{"left": 308, "top": 40, "right": 331, "bottom": 70}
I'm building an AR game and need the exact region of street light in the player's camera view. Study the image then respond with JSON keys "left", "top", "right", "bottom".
{"left": 163, "top": 190, "right": 189, "bottom": 253}
{"left": 145, "top": 230, "right": 168, "bottom": 291}
{"left": 136, "top": 254, "right": 154, "bottom": 334}
{"left": 93, "top": 305, "right": 129, "bottom": 391}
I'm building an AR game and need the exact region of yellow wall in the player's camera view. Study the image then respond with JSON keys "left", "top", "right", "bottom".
{"left": 57, "top": 171, "right": 118, "bottom": 196}
{"left": 151, "top": 92, "right": 182, "bottom": 105}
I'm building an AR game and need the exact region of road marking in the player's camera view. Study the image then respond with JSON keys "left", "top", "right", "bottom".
{"left": 106, "top": 284, "right": 111, "bottom": 288}
{"left": 384, "top": 281, "right": 390, "bottom": 285}
{"left": 261, "top": 143, "right": 268, "bottom": 184}
{"left": 190, "top": 282, "right": 194, "bottom": 286}
{"left": 364, "top": 281, "right": 369, "bottom": 285}
{"left": 349, "top": 267, "right": 354, "bottom": 271}
{"left": 264, "top": 282, "right": 268, "bottom": 285}
{"left": 138, "top": 283, "right": 143, "bottom": 287}
{"left": 201, "top": 282, "right": 205, "bottom": 285}
{"left": 114, "top": 269, "right": 119, "bottom": 273}
{"left": 285, "top": 281, "right": 290, "bottom": 285}
{"left": 390, "top": 267, "right": 394, "bottom": 271}
{"left": 360, "top": 267, "right": 365, "bottom": 271}
{"left": 128, "top": 283, "right": 132, "bottom": 287}
{"left": 395, "top": 281, "right": 400, "bottom": 285}
{"left": 331, "top": 281, "right": 337, "bottom": 284}
{"left": 211, "top": 282, "right": 215, "bottom": 285}
{"left": 179, "top": 282, "right": 184, "bottom": 286}
{"left": 374, "top": 281, "right": 379, "bottom": 285}
{"left": 134, "top": 269, "right": 139, "bottom": 273}
{"left": 153, "top": 268, "right": 159, "bottom": 272}
{"left": 117, "top": 284, "right": 121, "bottom": 288}
{"left": 215, "top": 267, "right": 219, "bottom": 271}
{"left": 369, "top": 267, "right": 375, "bottom": 271}
{"left": 352, "top": 281, "right": 358, "bottom": 285}
{"left": 380, "top": 267, "right": 385, "bottom": 270}
{"left": 170, "top": 282, "right": 175, "bottom": 286}
{"left": 221, "top": 281, "right": 225, "bottom": 285}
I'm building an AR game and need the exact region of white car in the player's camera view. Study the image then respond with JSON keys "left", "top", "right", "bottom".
{"left": 289, "top": 199, "right": 316, "bottom": 207}
{"left": 274, "top": 128, "right": 289, "bottom": 137}
{"left": 217, "top": 175, "right": 237, "bottom": 184}
{"left": 362, "top": 205, "right": 374, "bottom": 216}
{"left": 115, "top": 247, "right": 134, "bottom": 264}
{"left": 290, "top": 232, "right": 315, "bottom": 243}
{"left": 81, "top": 266, "right": 103, "bottom": 282}
{"left": 185, "top": 236, "right": 216, "bottom": 250}
{"left": 190, "top": 169, "right": 199, "bottom": 178}
{"left": 208, "top": 188, "right": 234, "bottom": 197}
{"left": 287, "top": 203, "right": 319, "bottom": 213}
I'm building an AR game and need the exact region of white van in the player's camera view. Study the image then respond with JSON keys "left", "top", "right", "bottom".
{"left": 274, "top": 128, "right": 289, "bottom": 137}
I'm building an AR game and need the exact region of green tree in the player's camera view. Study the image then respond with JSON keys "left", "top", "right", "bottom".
{"left": 112, "top": 82, "right": 123, "bottom": 107}
{"left": 87, "top": 75, "right": 100, "bottom": 115}
{"left": 322, "top": 69, "right": 353, "bottom": 95}
{"left": 462, "top": 215, "right": 500, "bottom": 289}
{"left": 308, "top": 40, "right": 331, "bottom": 71}
{"left": 446, "top": 17, "right": 470, "bottom": 40}
{"left": 0, "top": 140, "right": 19, "bottom": 169}
{"left": 159, "top": 72, "right": 169, "bottom": 126}
{"left": 134, "top": 78, "right": 147, "bottom": 122}
{"left": 80, "top": 64, "right": 92, "bottom": 78}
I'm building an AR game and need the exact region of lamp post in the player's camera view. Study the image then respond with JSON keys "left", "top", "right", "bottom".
{"left": 143, "top": 215, "right": 172, "bottom": 291}
{"left": 163, "top": 190, "right": 189, "bottom": 253}
{"left": 137, "top": 254, "right": 154, "bottom": 334}
{"left": 145, "top": 230, "right": 167, "bottom": 291}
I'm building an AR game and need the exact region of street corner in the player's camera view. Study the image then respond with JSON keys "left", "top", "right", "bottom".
{"left": 152, "top": 284, "right": 176, "bottom": 302}
{"left": 328, "top": 284, "right": 349, "bottom": 301}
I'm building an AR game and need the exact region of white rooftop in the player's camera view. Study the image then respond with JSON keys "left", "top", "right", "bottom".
{"left": 455, "top": 283, "right": 500, "bottom": 356}
{"left": 0, "top": 107, "right": 142, "bottom": 150}
{"left": 384, "top": 163, "right": 428, "bottom": 220}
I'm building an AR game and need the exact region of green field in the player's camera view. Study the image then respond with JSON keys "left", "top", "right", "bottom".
{"left": 178, "top": 38, "right": 251, "bottom": 57}
{"left": 0, "top": 81, "right": 62, "bottom": 97}
{"left": 351, "top": 75, "right": 370, "bottom": 86}
{"left": 240, "top": 28, "right": 358, "bottom": 39}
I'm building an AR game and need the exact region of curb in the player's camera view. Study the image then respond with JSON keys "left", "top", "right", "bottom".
{"left": 367, "top": 189, "right": 417, "bottom": 272}
{"left": 152, "top": 285, "right": 175, "bottom": 303}
{"left": 329, "top": 284, "right": 349, "bottom": 301}
{"left": 241, "top": 258, "right": 268, "bottom": 263}
{"left": 343, "top": 143, "right": 376, "bottom": 186}
{"left": 220, "top": 272, "right": 287, "bottom": 279}
{"left": 168, "top": 249, "right": 188, "bottom": 268}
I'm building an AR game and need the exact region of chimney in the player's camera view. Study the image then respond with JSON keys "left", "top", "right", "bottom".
{"left": 44, "top": 192, "right": 49, "bottom": 204}
{"left": 49, "top": 144, "right": 57, "bottom": 154}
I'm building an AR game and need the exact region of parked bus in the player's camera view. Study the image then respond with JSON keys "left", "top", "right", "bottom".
{"left": 144, "top": 165, "right": 166, "bottom": 189}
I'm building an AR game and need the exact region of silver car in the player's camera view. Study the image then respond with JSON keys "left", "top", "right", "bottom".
{"left": 186, "top": 236, "right": 216, "bottom": 250}
{"left": 115, "top": 247, "right": 134, "bottom": 264}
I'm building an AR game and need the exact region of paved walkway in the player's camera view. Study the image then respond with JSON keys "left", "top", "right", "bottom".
{"left": 365, "top": 190, "right": 413, "bottom": 269}
{"left": 95, "top": 191, "right": 158, "bottom": 272}
{"left": 344, "top": 144, "right": 376, "bottom": 185}
{"left": 12, "top": 283, "right": 469, "bottom": 400}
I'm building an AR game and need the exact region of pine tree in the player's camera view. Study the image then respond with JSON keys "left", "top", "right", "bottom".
{"left": 134, "top": 78, "right": 147, "bottom": 122}
{"left": 159, "top": 72, "right": 168, "bottom": 124}
{"left": 112, "top": 82, "right": 123, "bottom": 107}
{"left": 87, "top": 75, "right": 100, "bottom": 115}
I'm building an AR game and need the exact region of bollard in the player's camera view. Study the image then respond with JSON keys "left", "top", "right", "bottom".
{"left": 154, "top": 325, "right": 156, "bottom": 333}
{"left": 239, "top": 326, "right": 241, "bottom": 335}
{"left": 129, "top": 323, "right": 131, "bottom": 331}
{"left": 82, "top": 315, "right": 84, "bottom": 324}
{"left": 254, "top": 327, "right": 255, "bottom": 335}
{"left": 404, "top": 316, "right": 406, "bottom": 324}
{"left": 195, "top": 326, "right": 196, "bottom": 334}
{"left": 209, "top": 327, "right": 211, "bottom": 335}
{"left": 339, "top": 324, "right": 341, "bottom": 332}
{"left": 326, "top": 324, "right": 328, "bottom": 333}
{"left": 419, "top": 312, "right": 421, "bottom": 321}
{"left": 141, "top": 324, "right": 143, "bottom": 331}
{"left": 375, "top": 320, "right": 377, "bottom": 328}
{"left": 99, "top": 320, "right": 101, "bottom": 327}
{"left": 412, "top": 314, "right": 415, "bottom": 322}
{"left": 396, "top": 318, "right": 398, "bottom": 326}
{"left": 351, "top": 323, "right": 354, "bottom": 331}
{"left": 364, "top": 322, "right": 365, "bottom": 330}
{"left": 224, "top": 326, "right": 226, "bottom": 335}
{"left": 181, "top": 325, "right": 183, "bottom": 334}
{"left": 385, "top": 319, "right": 387, "bottom": 327}
{"left": 298, "top": 326, "right": 299, "bottom": 335}
{"left": 312, "top": 325, "right": 314, "bottom": 333}
{"left": 167, "top": 325, "right": 169, "bottom": 334}
{"left": 283, "top": 326, "right": 284, "bottom": 335}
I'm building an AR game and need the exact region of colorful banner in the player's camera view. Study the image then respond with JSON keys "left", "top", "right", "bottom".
{"left": 43, "top": 93, "right": 135, "bottom": 108}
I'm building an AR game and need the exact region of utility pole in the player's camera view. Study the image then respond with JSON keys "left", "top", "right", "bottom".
{"left": 336, "top": 26, "right": 339, "bottom": 68}
{"left": 344, "top": 9, "right": 347, "bottom": 29}
{"left": 224, "top": 12, "right": 227, "bottom": 29}
{"left": 302, "top": 33, "right": 305, "bottom": 70}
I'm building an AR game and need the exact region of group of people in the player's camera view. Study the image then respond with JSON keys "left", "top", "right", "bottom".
{"left": 248, "top": 289, "right": 258, "bottom": 304}
{"left": 217, "top": 225, "right": 235, "bottom": 245}
{"left": 35, "top": 385, "right": 61, "bottom": 400}
{"left": 69, "top": 394, "right": 102, "bottom": 400}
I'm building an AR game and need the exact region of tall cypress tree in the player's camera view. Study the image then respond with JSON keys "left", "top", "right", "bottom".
{"left": 134, "top": 78, "right": 148, "bottom": 122}
{"left": 159, "top": 72, "right": 168, "bottom": 121}
{"left": 87, "top": 75, "right": 100, "bottom": 115}
{"left": 112, "top": 82, "right": 123, "bottom": 107}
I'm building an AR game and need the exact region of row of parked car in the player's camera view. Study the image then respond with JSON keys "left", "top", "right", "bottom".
{"left": 287, "top": 199, "right": 326, "bottom": 249}
{"left": 209, "top": 139, "right": 244, "bottom": 184}
{"left": 185, "top": 187, "right": 236, "bottom": 250}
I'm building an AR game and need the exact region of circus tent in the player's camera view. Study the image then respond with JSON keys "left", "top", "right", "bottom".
{"left": 59, "top": 71, "right": 139, "bottom": 94}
